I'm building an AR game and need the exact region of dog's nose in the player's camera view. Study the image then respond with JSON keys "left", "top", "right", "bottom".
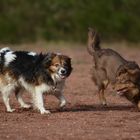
{"left": 61, "top": 69, "right": 67, "bottom": 74}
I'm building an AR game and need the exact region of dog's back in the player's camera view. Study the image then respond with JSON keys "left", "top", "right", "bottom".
{"left": 95, "top": 48, "right": 127, "bottom": 82}
{"left": 87, "top": 28, "right": 127, "bottom": 83}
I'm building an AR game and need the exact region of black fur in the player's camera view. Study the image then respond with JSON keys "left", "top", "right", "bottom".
{"left": 6, "top": 51, "right": 54, "bottom": 85}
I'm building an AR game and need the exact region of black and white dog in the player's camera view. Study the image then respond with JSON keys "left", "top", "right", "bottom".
{"left": 0, "top": 47, "right": 72, "bottom": 114}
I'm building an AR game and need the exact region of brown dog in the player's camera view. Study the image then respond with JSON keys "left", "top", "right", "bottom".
{"left": 114, "top": 62, "right": 140, "bottom": 108}
{"left": 87, "top": 28, "right": 140, "bottom": 109}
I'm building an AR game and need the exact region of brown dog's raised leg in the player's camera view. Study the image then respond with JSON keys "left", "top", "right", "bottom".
{"left": 137, "top": 101, "right": 140, "bottom": 111}
{"left": 99, "top": 89, "right": 107, "bottom": 106}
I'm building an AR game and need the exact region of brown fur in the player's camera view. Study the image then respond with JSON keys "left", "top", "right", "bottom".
{"left": 87, "top": 28, "right": 140, "bottom": 109}
{"left": 114, "top": 62, "right": 140, "bottom": 108}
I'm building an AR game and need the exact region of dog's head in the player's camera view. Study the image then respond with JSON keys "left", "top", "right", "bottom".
{"left": 114, "top": 61, "right": 140, "bottom": 104}
{"left": 43, "top": 52, "right": 72, "bottom": 82}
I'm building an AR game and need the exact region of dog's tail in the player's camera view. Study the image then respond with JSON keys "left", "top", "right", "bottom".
{"left": 0, "top": 47, "right": 11, "bottom": 53}
{"left": 0, "top": 47, "right": 12, "bottom": 72}
{"left": 87, "top": 28, "right": 101, "bottom": 56}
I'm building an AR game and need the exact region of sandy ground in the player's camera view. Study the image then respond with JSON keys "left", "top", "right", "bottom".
{"left": 0, "top": 42, "right": 140, "bottom": 140}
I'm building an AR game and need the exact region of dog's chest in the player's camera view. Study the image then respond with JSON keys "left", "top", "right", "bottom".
{"left": 48, "top": 81, "right": 65, "bottom": 94}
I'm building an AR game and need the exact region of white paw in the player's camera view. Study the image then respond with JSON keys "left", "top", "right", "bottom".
{"left": 40, "top": 109, "right": 51, "bottom": 114}
{"left": 59, "top": 100, "right": 66, "bottom": 108}
{"left": 21, "top": 104, "right": 31, "bottom": 109}
{"left": 101, "top": 101, "right": 107, "bottom": 106}
{"left": 7, "top": 108, "right": 15, "bottom": 112}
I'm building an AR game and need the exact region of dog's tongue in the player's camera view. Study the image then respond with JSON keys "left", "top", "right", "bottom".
{"left": 116, "top": 91, "right": 124, "bottom": 96}
{"left": 60, "top": 75, "right": 66, "bottom": 79}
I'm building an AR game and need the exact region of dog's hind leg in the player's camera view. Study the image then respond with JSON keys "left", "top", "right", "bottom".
{"left": 15, "top": 89, "right": 31, "bottom": 109}
{"left": 2, "top": 91, "right": 15, "bottom": 112}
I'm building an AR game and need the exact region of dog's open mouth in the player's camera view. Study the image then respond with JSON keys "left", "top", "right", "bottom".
{"left": 57, "top": 68, "right": 68, "bottom": 79}
{"left": 57, "top": 71, "right": 67, "bottom": 80}
{"left": 58, "top": 74, "right": 66, "bottom": 79}
{"left": 115, "top": 82, "right": 136, "bottom": 96}
{"left": 116, "top": 87, "right": 128, "bottom": 95}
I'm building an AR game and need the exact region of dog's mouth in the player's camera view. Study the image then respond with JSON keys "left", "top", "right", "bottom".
{"left": 55, "top": 68, "right": 68, "bottom": 81}
{"left": 58, "top": 73, "right": 67, "bottom": 79}
{"left": 116, "top": 87, "right": 128, "bottom": 95}
{"left": 56, "top": 68, "right": 68, "bottom": 80}
{"left": 115, "top": 82, "right": 136, "bottom": 96}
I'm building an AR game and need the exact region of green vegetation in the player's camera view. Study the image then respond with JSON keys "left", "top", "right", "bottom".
{"left": 0, "top": 0, "right": 140, "bottom": 43}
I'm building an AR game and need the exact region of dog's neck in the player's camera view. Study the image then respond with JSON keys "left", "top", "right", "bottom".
{"left": 51, "top": 74, "right": 65, "bottom": 85}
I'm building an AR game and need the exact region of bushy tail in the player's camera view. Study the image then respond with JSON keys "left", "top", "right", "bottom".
{"left": 0, "top": 47, "right": 11, "bottom": 53}
{"left": 87, "top": 28, "right": 101, "bottom": 56}
{"left": 0, "top": 47, "right": 12, "bottom": 72}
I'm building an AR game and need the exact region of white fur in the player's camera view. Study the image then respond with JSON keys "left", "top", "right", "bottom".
{"left": 51, "top": 73, "right": 65, "bottom": 83}
{"left": 54, "top": 92, "right": 66, "bottom": 108}
{"left": 1, "top": 73, "right": 18, "bottom": 93}
{"left": 59, "top": 95, "right": 66, "bottom": 107}
{"left": 4, "top": 51, "right": 16, "bottom": 66}
{"left": 34, "top": 84, "right": 52, "bottom": 114}
{"left": 19, "top": 77, "right": 52, "bottom": 114}
{"left": 0, "top": 47, "right": 11, "bottom": 53}
{"left": 19, "top": 77, "right": 35, "bottom": 94}
{"left": 28, "top": 52, "right": 37, "bottom": 56}
{"left": 58, "top": 67, "right": 66, "bottom": 75}
{"left": 0, "top": 73, "right": 18, "bottom": 112}
{"left": 0, "top": 74, "right": 66, "bottom": 114}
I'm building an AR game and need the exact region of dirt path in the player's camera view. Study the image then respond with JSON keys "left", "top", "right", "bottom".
{"left": 0, "top": 43, "right": 140, "bottom": 140}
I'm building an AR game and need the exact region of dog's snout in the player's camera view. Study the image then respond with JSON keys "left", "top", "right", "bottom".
{"left": 61, "top": 69, "right": 66, "bottom": 74}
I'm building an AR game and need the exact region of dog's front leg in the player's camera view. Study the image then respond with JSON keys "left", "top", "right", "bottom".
{"left": 99, "top": 89, "right": 107, "bottom": 106}
{"left": 33, "top": 87, "right": 50, "bottom": 114}
{"left": 54, "top": 92, "right": 67, "bottom": 108}
{"left": 137, "top": 101, "right": 140, "bottom": 111}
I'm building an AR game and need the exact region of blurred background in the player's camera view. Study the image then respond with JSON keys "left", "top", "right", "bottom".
{"left": 1, "top": 2, "right": 140, "bottom": 139}
{"left": 0, "top": 0, "right": 140, "bottom": 44}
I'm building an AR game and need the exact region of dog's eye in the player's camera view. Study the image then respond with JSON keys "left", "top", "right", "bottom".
{"left": 54, "top": 63, "right": 60, "bottom": 67}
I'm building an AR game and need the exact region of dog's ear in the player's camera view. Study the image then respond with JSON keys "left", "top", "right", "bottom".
{"left": 125, "top": 62, "right": 140, "bottom": 83}
{"left": 117, "top": 62, "right": 140, "bottom": 76}
{"left": 63, "top": 56, "right": 73, "bottom": 77}
{"left": 116, "top": 65, "right": 127, "bottom": 77}
{"left": 125, "top": 61, "right": 140, "bottom": 75}
{"left": 43, "top": 52, "right": 56, "bottom": 68}
{"left": 127, "top": 68, "right": 140, "bottom": 75}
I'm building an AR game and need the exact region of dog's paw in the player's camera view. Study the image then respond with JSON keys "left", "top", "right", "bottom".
{"left": 7, "top": 108, "right": 16, "bottom": 113}
{"left": 40, "top": 109, "right": 51, "bottom": 115}
{"left": 101, "top": 102, "right": 108, "bottom": 107}
{"left": 59, "top": 100, "right": 66, "bottom": 108}
{"left": 21, "top": 104, "right": 31, "bottom": 109}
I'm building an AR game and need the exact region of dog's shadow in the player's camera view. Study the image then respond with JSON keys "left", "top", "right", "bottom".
{"left": 53, "top": 104, "right": 137, "bottom": 113}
